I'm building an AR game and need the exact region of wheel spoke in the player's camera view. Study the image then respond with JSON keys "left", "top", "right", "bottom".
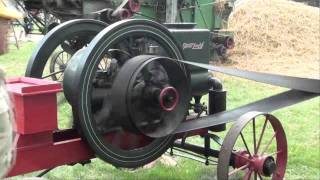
{"left": 256, "top": 118, "right": 268, "bottom": 154}
{"left": 98, "top": 62, "right": 104, "bottom": 70}
{"left": 266, "top": 150, "right": 282, "bottom": 157}
{"left": 56, "top": 56, "right": 65, "bottom": 66}
{"left": 244, "top": 170, "right": 253, "bottom": 180}
{"left": 56, "top": 55, "right": 65, "bottom": 65}
{"left": 228, "top": 163, "right": 249, "bottom": 176}
{"left": 261, "top": 132, "right": 277, "bottom": 155}
{"left": 240, "top": 132, "right": 252, "bottom": 157}
{"left": 258, "top": 172, "right": 263, "bottom": 180}
{"left": 57, "top": 73, "right": 63, "bottom": 81}
{"left": 62, "top": 52, "right": 66, "bottom": 63}
{"left": 103, "top": 57, "right": 108, "bottom": 70}
{"left": 253, "top": 118, "right": 257, "bottom": 154}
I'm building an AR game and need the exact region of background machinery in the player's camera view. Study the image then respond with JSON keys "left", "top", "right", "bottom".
{"left": 17, "top": 0, "right": 234, "bottom": 59}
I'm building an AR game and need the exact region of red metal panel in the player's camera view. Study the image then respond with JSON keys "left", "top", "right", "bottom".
{"left": 6, "top": 77, "right": 62, "bottom": 95}
{"left": 7, "top": 135, "right": 94, "bottom": 177}
{"left": 6, "top": 77, "right": 62, "bottom": 134}
{"left": 4, "top": 77, "right": 95, "bottom": 177}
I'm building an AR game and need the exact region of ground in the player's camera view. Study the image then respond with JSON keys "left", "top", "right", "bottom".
{"left": 1, "top": 42, "right": 319, "bottom": 179}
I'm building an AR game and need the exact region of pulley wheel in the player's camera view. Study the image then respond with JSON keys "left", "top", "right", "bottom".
{"left": 112, "top": 55, "right": 190, "bottom": 138}
{"left": 217, "top": 112, "right": 287, "bottom": 180}
{"left": 25, "top": 19, "right": 107, "bottom": 80}
{"left": 63, "top": 19, "right": 189, "bottom": 168}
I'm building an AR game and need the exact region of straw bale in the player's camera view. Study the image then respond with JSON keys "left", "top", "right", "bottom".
{"left": 226, "top": 0, "right": 320, "bottom": 77}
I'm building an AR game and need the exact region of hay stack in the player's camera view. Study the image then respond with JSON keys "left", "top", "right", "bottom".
{"left": 226, "top": 0, "right": 320, "bottom": 77}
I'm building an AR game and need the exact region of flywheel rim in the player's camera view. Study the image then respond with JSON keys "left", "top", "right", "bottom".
{"left": 25, "top": 19, "right": 107, "bottom": 79}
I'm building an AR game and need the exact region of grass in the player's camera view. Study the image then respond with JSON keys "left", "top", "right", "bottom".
{"left": 1, "top": 43, "right": 319, "bottom": 179}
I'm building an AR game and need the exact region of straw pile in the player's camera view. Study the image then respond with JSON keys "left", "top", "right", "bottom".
{"left": 226, "top": 0, "right": 320, "bottom": 77}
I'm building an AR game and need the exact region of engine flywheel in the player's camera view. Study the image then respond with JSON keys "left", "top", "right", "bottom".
{"left": 63, "top": 19, "right": 190, "bottom": 168}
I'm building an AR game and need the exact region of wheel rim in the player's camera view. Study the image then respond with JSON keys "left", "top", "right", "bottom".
{"left": 63, "top": 19, "right": 188, "bottom": 168}
{"left": 217, "top": 112, "right": 287, "bottom": 180}
{"left": 25, "top": 19, "right": 107, "bottom": 80}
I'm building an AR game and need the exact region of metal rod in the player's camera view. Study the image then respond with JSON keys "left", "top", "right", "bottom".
{"left": 173, "top": 140, "right": 220, "bottom": 158}
{"left": 42, "top": 70, "right": 64, "bottom": 79}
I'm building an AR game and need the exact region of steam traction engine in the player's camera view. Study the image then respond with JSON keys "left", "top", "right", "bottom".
{"left": 4, "top": 0, "right": 319, "bottom": 179}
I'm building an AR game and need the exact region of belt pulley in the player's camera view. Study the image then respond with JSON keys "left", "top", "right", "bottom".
{"left": 112, "top": 55, "right": 190, "bottom": 138}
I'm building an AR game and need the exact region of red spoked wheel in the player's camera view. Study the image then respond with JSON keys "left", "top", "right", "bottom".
{"left": 217, "top": 112, "right": 287, "bottom": 180}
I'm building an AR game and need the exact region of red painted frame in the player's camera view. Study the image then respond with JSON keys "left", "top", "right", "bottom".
{"left": 5, "top": 78, "right": 207, "bottom": 177}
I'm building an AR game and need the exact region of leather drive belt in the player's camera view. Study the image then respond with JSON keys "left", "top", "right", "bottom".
{"left": 174, "top": 60, "right": 320, "bottom": 134}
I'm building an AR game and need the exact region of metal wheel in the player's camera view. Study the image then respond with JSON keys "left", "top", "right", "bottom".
{"left": 217, "top": 112, "right": 287, "bottom": 180}
{"left": 25, "top": 19, "right": 107, "bottom": 80}
{"left": 49, "top": 50, "right": 71, "bottom": 81}
{"left": 63, "top": 19, "right": 189, "bottom": 168}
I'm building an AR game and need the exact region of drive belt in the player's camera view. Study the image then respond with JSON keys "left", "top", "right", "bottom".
{"left": 173, "top": 60, "right": 320, "bottom": 134}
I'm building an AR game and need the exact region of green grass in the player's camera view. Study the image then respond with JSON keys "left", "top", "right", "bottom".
{"left": 1, "top": 43, "right": 319, "bottom": 179}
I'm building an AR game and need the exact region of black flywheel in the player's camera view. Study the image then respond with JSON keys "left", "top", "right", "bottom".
{"left": 63, "top": 19, "right": 191, "bottom": 168}
{"left": 25, "top": 19, "right": 107, "bottom": 80}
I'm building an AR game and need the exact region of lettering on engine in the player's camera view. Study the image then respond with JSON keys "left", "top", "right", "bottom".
{"left": 182, "top": 42, "right": 204, "bottom": 50}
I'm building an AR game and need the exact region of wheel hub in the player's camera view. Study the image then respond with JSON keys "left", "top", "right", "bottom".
{"left": 234, "top": 150, "right": 277, "bottom": 177}
{"left": 159, "top": 86, "right": 179, "bottom": 112}
{"left": 262, "top": 156, "right": 276, "bottom": 176}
